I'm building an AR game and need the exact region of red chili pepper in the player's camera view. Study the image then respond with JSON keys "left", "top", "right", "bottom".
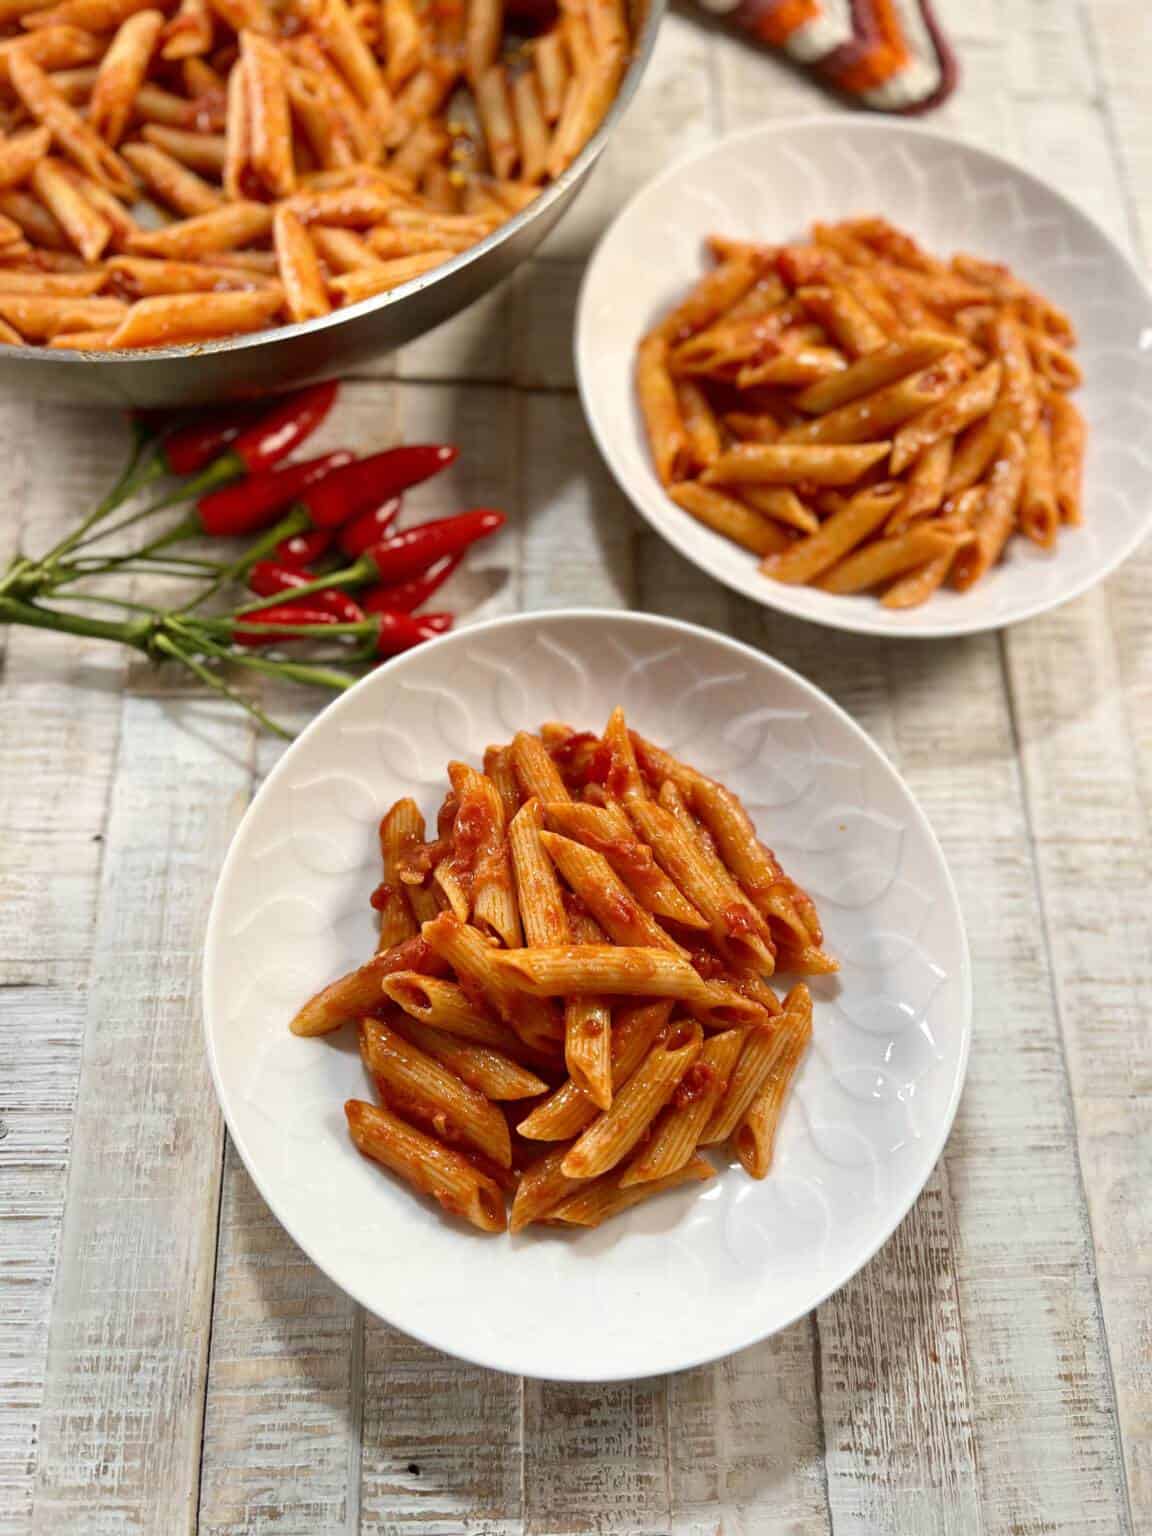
{"left": 373, "top": 610, "right": 453, "bottom": 657}
{"left": 274, "top": 527, "right": 333, "bottom": 566}
{"left": 174, "top": 381, "right": 340, "bottom": 501}
{"left": 303, "top": 444, "right": 458, "bottom": 529}
{"left": 362, "top": 552, "right": 462, "bottom": 614}
{"left": 156, "top": 401, "right": 267, "bottom": 475}
{"left": 197, "top": 450, "right": 353, "bottom": 538}
{"left": 338, "top": 495, "right": 403, "bottom": 557}
{"left": 358, "top": 509, "right": 504, "bottom": 586}
{"left": 247, "top": 561, "right": 366, "bottom": 624}
{"left": 232, "top": 601, "right": 342, "bottom": 646}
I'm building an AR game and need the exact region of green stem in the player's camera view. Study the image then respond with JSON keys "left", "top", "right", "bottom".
{"left": 175, "top": 505, "right": 311, "bottom": 615}
{"left": 40, "top": 424, "right": 162, "bottom": 566}
{"left": 0, "top": 594, "right": 151, "bottom": 649}
{"left": 182, "top": 627, "right": 358, "bottom": 691}
{"left": 198, "top": 615, "right": 374, "bottom": 639}
{"left": 153, "top": 634, "right": 292, "bottom": 740}
{"left": 233, "top": 557, "right": 372, "bottom": 615}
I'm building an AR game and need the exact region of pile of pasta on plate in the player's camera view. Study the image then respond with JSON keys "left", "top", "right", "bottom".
{"left": 637, "top": 217, "right": 1086, "bottom": 608}
{"left": 290, "top": 709, "right": 835, "bottom": 1234}
{"left": 0, "top": 0, "right": 632, "bottom": 349}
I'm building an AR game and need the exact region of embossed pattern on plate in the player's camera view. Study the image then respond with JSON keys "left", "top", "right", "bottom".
{"left": 202, "top": 611, "right": 971, "bottom": 1380}
{"left": 576, "top": 118, "right": 1152, "bottom": 638}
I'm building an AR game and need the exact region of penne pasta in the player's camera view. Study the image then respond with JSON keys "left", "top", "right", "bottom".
{"left": 796, "top": 281, "right": 886, "bottom": 356}
{"left": 30, "top": 158, "right": 111, "bottom": 263}
{"left": 381, "top": 972, "right": 524, "bottom": 1053}
{"left": 273, "top": 203, "right": 330, "bottom": 321}
{"left": 422, "top": 910, "right": 560, "bottom": 1049}
{"left": 346, "top": 1098, "right": 506, "bottom": 1232}
{"left": 103, "top": 286, "right": 282, "bottom": 344}
{"left": 547, "top": 1155, "right": 714, "bottom": 1227}
{"left": 122, "top": 140, "right": 223, "bottom": 215}
{"left": 761, "top": 483, "right": 902, "bottom": 585}
{"left": 781, "top": 351, "right": 968, "bottom": 447}
{"left": 290, "top": 933, "right": 445, "bottom": 1036}
{"left": 732, "top": 997, "right": 812, "bottom": 1178}
{"left": 382, "top": 0, "right": 424, "bottom": 91}
{"left": 951, "top": 431, "right": 1027, "bottom": 590}
{"left": 702, "top": 441, "right": 891, "bottom": 488}
{"left": 1019, "top": 415, "right": 1058, "bottom": 549}
{"left": 538, "top": 830, "right": 680, "bottom": 953}
{"left": 9, "top": 49, "right": 135, "bottom": 196}
{"left": 0, "top": 126, "right": 52, "bottom": 189}
{"left": 636, "top": 332, "right": 689, "bottom": 486}
{"left": 815, "top": 524, "right": 961, "bottom": 594}
{"left": 508, "top": 798, "right": 569, "bottom": 947}
{"left": 88, "top": 8, "right": 165, "bottom": 146}
{"left": 619, "top": 1028, "right": 743, "bottom": 1186}
{"left": 667, "top": 482, "right": 790, "bottom": 557}
{"left": 162, "top": 0, "right": 213, "bottom": 59}
{"left": 511, "top": 729, "right": 570, "bottom": 803}
{"left": 889, "top": 361, "right": 1002, "bottom": 474}
{"left": 793, "top": 330, "right": 960, "bottom": 415}
{"left": 699, "top": 1013, "right": 796, "bottom": 1146}
{"left": 243, "top": 30, "right": 295, "bottom": 197}
{"left": 126, "top": 200, "right": 272, "bottom": 256}
{"left": 532, "top": 30, "right": 569, "bottom": 122}
{"left": 542, "top": 799, "right": 707, "bottom": 929}
{"left": 1048, "top": 393, "right": 1084, "bottom": 525}
{"left": 509, "top": 1144, "right": 582, "bottom": 1231}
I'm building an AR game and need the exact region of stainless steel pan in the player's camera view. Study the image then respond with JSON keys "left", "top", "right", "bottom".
{"left": 1, "top": 0, "right": 662, "bottom": 407}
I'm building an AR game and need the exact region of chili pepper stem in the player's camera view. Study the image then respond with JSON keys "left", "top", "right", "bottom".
{"left": 175, "top": 505, "right": 312, "bottom": 615}
{"left": 40, "top": 423, "right": 162, "bottom": 566}
{"left": 152, "top": 634, "right": 294, "bottom": 740}
{"left": 234, "top": 557, "right": 372, "bottom": 615}
{"left": 0, "top": 594, "right": 153, "bottom": 649}
{"left": 50, "top": 516, "right": 206, "bottom": 588}
{"left": 177, "top": 625, "right": 358, "bottom": 691}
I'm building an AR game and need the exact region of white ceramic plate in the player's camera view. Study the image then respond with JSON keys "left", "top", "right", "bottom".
{"left": 575, "top": 118, "right": 1152, "bottom": 639}
{"left": 203, "top": 611, "right": 971, "bottom": 1380}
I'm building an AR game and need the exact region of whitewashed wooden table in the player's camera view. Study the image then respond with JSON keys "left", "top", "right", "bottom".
{"left": 3, "top": 4, "right": 1150, "bottom": 1531}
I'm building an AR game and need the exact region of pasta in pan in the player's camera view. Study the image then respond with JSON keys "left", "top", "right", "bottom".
{"left": 636, "top": 218, "right": 1086, "bottom": 607}
{"left": 0, "top": 0, "right": 634, "bottom": 348}
{"left": 290, "top": 709, "right": 827, "bottom": 1233}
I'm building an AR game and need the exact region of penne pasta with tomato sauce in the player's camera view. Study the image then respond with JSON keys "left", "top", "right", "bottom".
{"left": 637, "top": 218, "right": 1086, "bottom": 607}
{"left": 290, "top": 712, "right": 829, "bottom": 1233}
{"left": 0, "top": 0, "right": 634, "bottom": 347}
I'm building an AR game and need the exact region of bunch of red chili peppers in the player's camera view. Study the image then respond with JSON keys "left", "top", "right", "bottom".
{"left": 0, "top": 381, "right": 506, "bottom": 736}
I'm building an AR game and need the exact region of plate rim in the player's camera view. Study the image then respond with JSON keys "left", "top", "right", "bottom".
{"left": 202, "top": 607, "right": 974, "bottom": 1380}
{"left": 574, "top": 113, "right": 1152, "bottom": 640}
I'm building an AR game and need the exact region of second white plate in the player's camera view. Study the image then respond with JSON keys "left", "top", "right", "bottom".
{"left": 203, "top": 611, "right": 971, "bottom": 1380}
{"left": 575, "top": 117, "right": 1152, "bottom": 638}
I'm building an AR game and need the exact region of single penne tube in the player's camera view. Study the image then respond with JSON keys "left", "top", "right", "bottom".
{"left": 793, "top": 330, "right": 961, "bottom": 415}
{"left": 310, "top": 223, "right": 378, "bottom": 271}
{"left": 46, "top": 327, "right": 118, "bottom": 348}
{"left": 464, "top": 0, "right": 502, "bottom": 84}
{"left": 0, "top": 268, "right": 103, "bottom": 294}
{"left": 667, "top": 482, "right": 791, "bottom": 558}
{"left": 1025, "top": 327, "right": 1082, "bottom": 392}
{"left": 739, "top": 486, "right": 819, "bottom": 535}
{"left": 121, "top": 140, "right": 223, "bottom": 215}
{"left": 492, "top": 945, "right": 768, "bottom": 1028}
{"left": 699, "top": 1014, "right": 794, "bottom": 1146}
{"left": 627, "top": 795, "right": 775, "bottom": 975}
{"left": 290, "top": 933, "right": 443, "bottom": 1035}
{"left": 0, "top": 291, "right": 126, "bottom": 339}
{"left": 1048, "top": 393, "right": 1084, "bottom": 525}
{"left": 945, "top": 397, "right": 1015, "bottom": 495}
{"left": 951, "top": 431, "right": 1027, "bottom": 590}
{"left": 134, "top": 81, "right": 206, "bottom": 128}
{"left": 0, "top": 187, "right": 73, "bottom": 251}
{"left": 735, "top": 347, "right": 846, "bottom": 390}
{"left": 542, "top": 800, "right": 708, "bottom": 929}
{"left": 317, "top": 0, "right": 393, "bottom": 132}
{"left": 25, "top": 0, "right": 163, "bottom": 32}
{"left": 619, "top": 1028, "right": 743, "bottom": 1187}
{"left": 760, "top": 483, "right": 903, "bottom": 585}
{"left": 365, "top": 225, "right": 474, "bottom": 257}
{"left": 508, "top": 798, "right": 569, "bottom": 946}
{"left": 125, "top": 201, "right": 273, "bottom": 257}
{"left": 685, "top": 777, "right": 825, "bottom": 951}
{"left": 162, "top": 0, "right": 212, "bottom": 59}
{"left": 388, "top": 119, "right": 450, "bottom": 182}
{"left": 243, "top": 30, "right": 295, "bottom": 197}
{"left": 223, "top": 52, "right": 251, "bottom": 200}
{"left": 0, "top": 27, "right": 102, "bottom": 90}
{"left": 701, "top": 441, "right": 891, "bottom": 488}
{"left": 564, "top": 905, "right": 612, "bottom": 1110}
{"left": 532, "top": 29, "right": 569, "bottom": 122}
{"left": 796, "top": 282, "right": 886, "bottom": 356}
{"left": 381, "top": 971, "right": 524, "bottom": 1052}
{"left": 104, "top": 287, "right": 282, "bottom": 346}
{"left": 885, "top": 435, "right": 954, "bottom": 533}
{"left": 448, "top": 761, "right": 522, "bottom": 947}
{"left": 676, "top": 377, "right": 723, "bottom": 470}
{"left": 482, "top": 744, "right": 522, "bottom": 823}
{"left": 538, "top": 831, "right": 681, "bottom": 953}
{"left": 375, "top": 798, "right": 422, "bottom": 950}
{"left": 991, "top": 312, "right": 1039, "bottom": 435}
{"left": 781, "top": 352, "right": 969, "bottom": 447}
{"left": 637, "top": 332, "right": 690, "bottom": 486}
{"left": 382, "top": 0, "right": 425, "bottom": 90}
{"left": 360, "top": 1015, "right": 512, "bottom": 1167}
{"left": 815, "top": 525, "right": 961, "bottom": 594}
{"left": 273, "top": 204, "right": 330, "bottom": 322}
{"left": 393, "top": 1016, "right": 547, "bottom": 1100}
{"left": 345, "top": 1098, "right": 506, "bottom": 1232}
{"left": 88, "top": 8, "right": 165, "bottom": 146}
{"left": 285, "top": 69, "right": 359, "bottom": 169}
{"left": 882, "top": 493, "right": 981, "bottom": 609}
{"left": 516, "top": 999, "right": 672, "bottom": 1142}
{"left": 511, "top": 68, "right": 549, "bottom": 185}
{"left": 332, "top": 250, "right": 452, "bottom": 302}
{"left": 1019, "top": 415, "right": 1058, "bottom": 549}
{"left": 30, "top": 158, "right": 111, "bottom": 263}
{"left": 656, "top": 250, "right": 762, "bottom": 344}
{"left": 511, "top": 730, "right": 570, "bottom": 802}
{"left": 422, "top": 911, "right": 560, "bottom": 1048}
{"left": 560, "top": 1021, "right": 703, "bottom": 1180}
{"left": 509, "top": 1144, "right": 582, "bottom": 1231}
{"left": 732, "top": 999, "right": 812, "bottom": 1178}
{"left": 889, "top": 360, "right": 1002, "bottom": 475}
{"left": 106, "top": 254, "right": 281, "bottom": 294}
{"left": 601, "top": 704, "right": 646, "bottom": 800}
{"left": 0, "top": 126, "right": 51, "bottom": 189}
{"left": 548, "top": 1155, "right": 714, "bottom": 1227}
{"left": 8, "top": 49, "right": 135, "bottom": 198}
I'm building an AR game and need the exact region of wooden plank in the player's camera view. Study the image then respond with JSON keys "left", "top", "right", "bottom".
{"left": 0, "top": 987, "right": 84, "bottom": 1536}
{"left": 668, "top": 1322, "right": 830, "bottom": 1536}
{"left": 359, "top": 1325, "right": 522, "bottom": 1535}
{"left": 29, "top": 692, "right": 251, "bottom": 1536}
{"left": 196, "top": 1148, "right": 362, "bottom": 1536}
